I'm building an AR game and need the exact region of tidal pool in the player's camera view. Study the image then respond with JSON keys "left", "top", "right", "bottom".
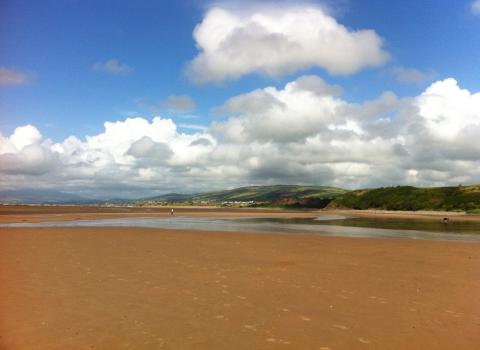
{"left": 2, "top": 215, "right": 480, "bottom": 242}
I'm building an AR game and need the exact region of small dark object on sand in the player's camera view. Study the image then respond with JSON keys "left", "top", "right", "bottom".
{"left": 443, "top": 217, "right": 449, "bottom": 224}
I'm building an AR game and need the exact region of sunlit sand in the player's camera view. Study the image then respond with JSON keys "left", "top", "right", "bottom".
{"left": 1, "top": 206, "right": 479, "bottom": 349}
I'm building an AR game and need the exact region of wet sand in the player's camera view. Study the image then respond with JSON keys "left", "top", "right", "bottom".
{"left": 0, "top": 205, "right": 319, "bottom": 224}
{"left": 1, "top": 220, "right": 480, "bottom": 349}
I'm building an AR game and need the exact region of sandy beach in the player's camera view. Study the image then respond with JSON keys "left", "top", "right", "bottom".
{"left": 4, "top": 1, "right": 480, "bottom": 348}
{"left": 1, "top": 207, "right": 480, "bottom": 349}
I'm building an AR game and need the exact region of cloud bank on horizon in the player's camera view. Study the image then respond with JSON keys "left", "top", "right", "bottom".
{"left": 1, "top": 76, "right": 480, "bottom": 198}
{"left": 1, "top": 1, "right": 480, "bottom": 198}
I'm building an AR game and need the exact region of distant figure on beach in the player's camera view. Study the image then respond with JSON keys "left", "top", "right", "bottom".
{"left": 171, "top": 209, "right": 174, "bottom": 216}
{"left": 443, "top": 217, "right": 449, "bottom": 224}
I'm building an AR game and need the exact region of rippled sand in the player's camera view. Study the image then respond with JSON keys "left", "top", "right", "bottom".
{"left": 1, "top": 221, "right": 480, "bottom": 349}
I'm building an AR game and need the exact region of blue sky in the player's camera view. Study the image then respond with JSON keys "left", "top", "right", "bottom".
{"left": 2, "top": 0, "right": 479, "bottom": 140}
{"left": 1, "top": 0, "right": 480, "bottom": 196}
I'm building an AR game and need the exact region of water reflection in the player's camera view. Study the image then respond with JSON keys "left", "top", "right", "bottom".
{"left": 245, "top": 216, "right": 480, "bottom": 233}
{"left": 2, "top": 215, "right": 480, "bottom": 242}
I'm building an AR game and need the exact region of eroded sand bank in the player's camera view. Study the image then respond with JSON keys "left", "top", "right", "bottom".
{"left": 1, "top": 223, "right": 479, "bottom": 349}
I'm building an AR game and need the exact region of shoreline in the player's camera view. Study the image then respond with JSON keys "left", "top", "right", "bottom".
{"left": 326, "top": 208, "right": 480, "bottom": 221}
{"left": 2, "top": 204, "right": 480, "bottom": 224}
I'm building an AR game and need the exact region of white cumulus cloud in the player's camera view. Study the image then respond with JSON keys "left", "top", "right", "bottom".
{"left": 1, "top": 77, "right": 480, "bottom": 197}
{"left": 9, "top": 125, "right": 43, "bottom": 151}
{"left": 187, "top": 4, "right": 390, "bottom": 83}
{"left": 0, "top": 125, "right": 55, "bottom": 175}
{"left": 415, "top": 78, "right": 480, "bottom": 140}
{"left": 213, "top": 75, "right": 346, "bottom": 143}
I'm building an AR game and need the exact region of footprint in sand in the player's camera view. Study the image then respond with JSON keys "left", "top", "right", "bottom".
{"left": 358, "top": 337, "right": 371, "bottom": 344}
{"left": 369, "top": 295, "right": 388, "bottom": 304}
{"left": 237, "top": 295, "right": 247, "bottom": 300}
{"left": 300, "top": 316, "right": 312, "bottom": 321}
{"left": 244, "top": 325, "right": 256, "bottom": 331}
{"left": 156, "top": 338, "right": 165, "bottom": 347}
{"left": 332, "top": 324, "right": 348, "bottom": 330}
{"left": 265, "top": 337, "right": 290, "bottom": 344}
{"left": 443, "top": 310, "right": 463, "bottom": 318}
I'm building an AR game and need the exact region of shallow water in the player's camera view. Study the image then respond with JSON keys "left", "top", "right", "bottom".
{"left": 2, "top": 215, "right": 480, "bottom": 242}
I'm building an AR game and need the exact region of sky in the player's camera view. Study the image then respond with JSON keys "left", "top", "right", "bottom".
{"left": 1, "top": 0, "right": 480, "bottom": 198}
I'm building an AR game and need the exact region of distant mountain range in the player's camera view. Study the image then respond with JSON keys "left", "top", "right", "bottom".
{"left": 0, "top": 185, "right": 347, "bottom": 207}
{"left": 2, "top": 184, "right": 480, "bottom": 212}
{"left": 0, "top": 189, "right": 90, "bottom": 204}
{"left": 140, "top": 185, "right": 348, "bottom": 207}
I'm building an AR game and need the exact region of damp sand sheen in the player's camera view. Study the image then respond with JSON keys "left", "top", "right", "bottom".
{"left": 1, "top": 206, "right": 479, "bottom": 349}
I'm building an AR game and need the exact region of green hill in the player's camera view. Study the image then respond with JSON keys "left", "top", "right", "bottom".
{"left": 329, "top": 185, "right": 480, "bottom": 212}
{"left": 142, "top": 185, "right": 348, "bottom": 208}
